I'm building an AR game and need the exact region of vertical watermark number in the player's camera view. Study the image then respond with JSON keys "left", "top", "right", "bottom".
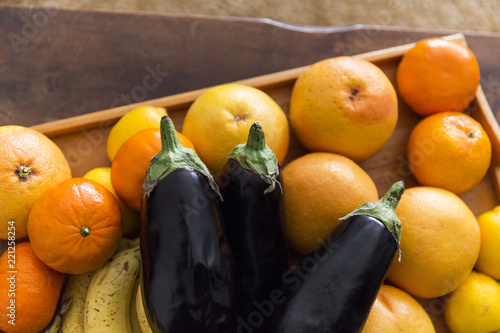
{"left": 6, "top": 221, "right": 16, "bottom": 326}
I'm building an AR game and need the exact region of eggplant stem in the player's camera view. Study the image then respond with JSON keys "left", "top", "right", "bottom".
{"left": 143, "top": 116, "right": 221, "bottom": 199}
{"left": 159, "top": 117, "right": 183, "bottom": 153}
{"left": 245, "top": 122, "right": 266, "bottom": 152}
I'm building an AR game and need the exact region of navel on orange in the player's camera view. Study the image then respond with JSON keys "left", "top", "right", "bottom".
{"left": 397, "top": 38, "right": 480, "bottom": 116}
{"left": 27, "top": 178, "right": 122, "bottom": 274}
{"left": 0, "top": 126, "right": 72, "bottom": 240}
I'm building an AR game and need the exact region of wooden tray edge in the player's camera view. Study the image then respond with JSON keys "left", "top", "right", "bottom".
{"left": 31, "top": 33, "right": 467, "bottom": 136}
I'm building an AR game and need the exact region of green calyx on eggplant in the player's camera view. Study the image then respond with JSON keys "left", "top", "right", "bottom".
{"left": 340, "top": 180, "right": 403, "bottom": 259}
{"left": 225, "top": 121, "right": 281, "bottom": 194}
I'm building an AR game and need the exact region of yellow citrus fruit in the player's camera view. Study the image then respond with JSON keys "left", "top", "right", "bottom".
{"left": 474, "top": 206, "right": 500, "bottom": 279}
{"left": 397, "top": 38, "right": 480, "bottom": 116}
{"left": 0, "top": 126, "right": 72, "bottom": 239}
{"left": 444, "top": 271, "right": 500, "bottom": 333}
{"left": 362, "top": 285, "right": 435, "bottom": 333}
{"left": 182, "top": 83, "right": 289, "bottom": 175}
{"left": 387, "top": 186, "right": 480, "bottom": 299}
{"left": 282, "top": 152, "right": 378, "bottom": 254}
{"left": 289, "top": 56, "right": 398, "bottom": 161}
{"left": 408, "top": 112, "right": 491, "bottom": 195}
{"left": 83, "top": 167, "right": 140, "bottom": 238}
{"left": 106, "top": 106, "right": 167, "bottom": 161}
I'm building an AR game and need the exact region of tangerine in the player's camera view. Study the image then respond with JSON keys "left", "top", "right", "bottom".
{"left": 27, "top": 178, "right": 122, "bottom": 274}
{"left": 397, "top": 38, "right": 480, "bottom": 116}
{"left": 407, "top": 112, "right": 491, "bottom": 194}
{"left": 0, "top": 242, "right": 65, "bottom": 333}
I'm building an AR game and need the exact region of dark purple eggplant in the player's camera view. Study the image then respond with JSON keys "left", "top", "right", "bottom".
{"left": 258, "top": 181, "right": 404, "bottom": 333}
{"left": 217, "top": 122, "right": 288, "bottom": 331}
{"left": 140, "top": 116, "right": 235, "bottom": 333}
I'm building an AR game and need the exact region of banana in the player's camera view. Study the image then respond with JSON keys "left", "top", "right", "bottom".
{"left": 136, "top": 284, "right": 154, "bottom": 333}
{"left": 129, "top": 275, "right": 142, "bottom": 333}
{"left": 43, "top": 312, "right": 62, "bottom": 333}
{"left": 116, "top": 236, "right": 140, "bottom": 253}
{"left": 60, "top": 270, "right": 95, "bottom": 333}
{"left": 84, "top": 246, "right": 141, "bottom": 333}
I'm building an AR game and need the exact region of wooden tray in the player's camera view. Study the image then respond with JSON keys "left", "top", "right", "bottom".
{"left": 7, "top": 33, "right": 500, "bottom": 332}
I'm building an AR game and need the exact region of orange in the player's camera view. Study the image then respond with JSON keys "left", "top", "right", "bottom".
{"left": 282, "top": 152, "right": 379, "bottom": 254}
{"left": 362, "top": 285, "right": 435, "bottom": 333}
{"left": 182, "top": 83, "right": 289, "bottom": 175}
{"left": 289, "top": 56, "right": 398, "bottom": 161}
{"left": 111, "top": 127, "right": 195, "bottom": 211}
{"left": 27, "top": 178, "right": 122, "bottom": 274}
{"left": 387, "top": 186, "right": 480, "bottom": 299}
{"left": 444, "top": 271, "right": 500, "bottom": 333}
{"left": 0, "top": 126, "right": 72, "bottom": 239}
{"left": 106, "top": 106, "right": 167, "bottom": 161}
{"left": 397, "top": 37, "right": 480, "bottom": 116}
{"left": 0, "top": 241, "right": 65, "bottom": 333}
{"left": 407, "top": 112, "right": 491, "bottom": 195}
{"left": 475, "top": 206, "right": 500, "bottom": 279}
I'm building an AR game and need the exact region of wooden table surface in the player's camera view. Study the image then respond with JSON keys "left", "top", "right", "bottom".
{"left": 1, "top": 5, "right": 500, "bottom": 128}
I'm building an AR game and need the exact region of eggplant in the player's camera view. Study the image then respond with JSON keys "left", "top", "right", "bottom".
{"left": 217, "top": 122, "right": 288, "bottom": 331}
{"left": 266, "top": 181, "right": 404, "bottom": 333}
{"left": 140, "top": 116, "right": 235, "bottom": 333}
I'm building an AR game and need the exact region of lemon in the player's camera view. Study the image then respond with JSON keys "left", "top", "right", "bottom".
{"left": 475, "top": 206, "right": 500, "bottom": 279}
{"left": 83, "top": 167, "right": 139, "bottom": 237}
{"left": 106, "top": 106, "right": 167, "bottom": 161}
{"left": 444, "top": 271, "right": 500, "bottom": 333}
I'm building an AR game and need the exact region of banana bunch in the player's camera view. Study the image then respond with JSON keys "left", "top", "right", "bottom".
{"left": 47, "top": 238, "right": 154, "bottom": 333}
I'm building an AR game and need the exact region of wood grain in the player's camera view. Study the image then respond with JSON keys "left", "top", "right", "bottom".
{"left": 2, "top": 6, "right": 500, "bottom": 128}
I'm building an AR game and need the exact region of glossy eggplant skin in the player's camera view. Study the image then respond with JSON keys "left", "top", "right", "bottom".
{"left": 140, "top": 168, "right": 235, "bottom": 333}
{"left": 218, "top": 159, "right": 288, "bottom": 328}
{"left": 271, "top": 214, "right": 398, "bottom": 333}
